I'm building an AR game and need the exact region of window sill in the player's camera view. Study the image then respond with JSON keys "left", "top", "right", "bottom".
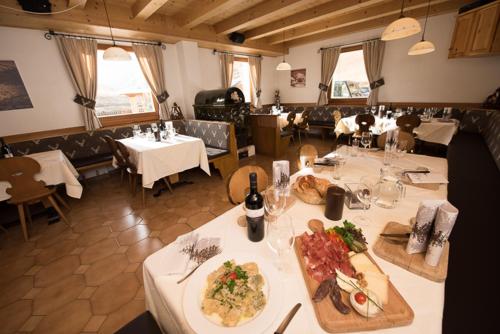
{"left": 328, "top": 98, "right": 367, "bottom": 106}
{"left": 98, "top": 112, "right": 159, "bottom": 128}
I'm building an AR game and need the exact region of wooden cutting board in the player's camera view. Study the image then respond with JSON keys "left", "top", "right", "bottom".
{"left": 372, "top": 222, "right": 449, "bottom": 282}
{"left": 294, "top": 237, "right": 414, "bottom": 333}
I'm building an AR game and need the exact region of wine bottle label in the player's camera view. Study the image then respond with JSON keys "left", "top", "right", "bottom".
{"left": 246, "top": 207, "right": 264, "bottom": 218}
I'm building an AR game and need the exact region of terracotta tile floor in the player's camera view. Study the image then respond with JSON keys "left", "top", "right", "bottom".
{"left": 0, "top": 137, "right": 333, "bottom": 334}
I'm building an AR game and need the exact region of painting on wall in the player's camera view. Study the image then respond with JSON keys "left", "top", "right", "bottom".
{"left": 291, "top": 68, "right": 306, "bottom": 88}
{"left": 0, "top": 60, "right": 33, "bottom": 111}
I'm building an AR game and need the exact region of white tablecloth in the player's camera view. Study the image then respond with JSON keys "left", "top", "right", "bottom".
{"left": 335, "top": 115, "right": 397, "bottom": 136}
{"left": 118, "top": 135, "right": 210, "bottom": 189}
{"left": 414, "top": 119, "right": 459, "bottom": 146}
{"left": 0, "top": 150, "right": 82, "bottom": 201}
{"left": 279, "top": 112, "right": 303, "bottom": 129}
{"left": 143, "top": 148, "right": 448, "bottom": 334}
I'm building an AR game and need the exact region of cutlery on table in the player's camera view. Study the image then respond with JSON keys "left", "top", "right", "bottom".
{"left": 379, "top": 233, "right": 411, "bottom": 239}
{"left": 274, "top": 303, "right": 302, "bottom": 334}
{"left": 402, "top": 167, "right": 430, "bottom": 174}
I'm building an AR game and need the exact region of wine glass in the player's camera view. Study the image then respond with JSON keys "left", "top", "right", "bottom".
{"left": 353, "top": 176, "right": 378, "bottom": 226}
{"left": 266, "top": 214, "right": 295, "bottom": 271}
{"left": 264, "top": 186, "right": 287, "bottom": 221}
{"left": 360, "top": 132, "right": 372, "bottom": 153}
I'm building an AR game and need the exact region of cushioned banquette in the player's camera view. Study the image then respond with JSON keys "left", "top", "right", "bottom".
{"left": 8, "top": 119, "right": 239, "bottom": 179}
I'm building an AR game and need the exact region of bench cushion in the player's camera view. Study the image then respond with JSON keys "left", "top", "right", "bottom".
{"left": 71, "top": 153, "right": 113, "bottom": 169}
{"left": 184, "top": 119, "right": 230, "bottom": 150}
{"left": 206, "top": 146, "right": 229, "bottom": 159}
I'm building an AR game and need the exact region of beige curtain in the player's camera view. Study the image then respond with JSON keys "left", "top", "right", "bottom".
{"left": 220, "top": 53, "right": 234, "bottom": 88}
{"left": 363, "top": 39, "right": 385, "bottom": 106}
{"left": 56, "top": 36, "right": 101, "bottom": 130}
{"left": 249, "top": 57, "right": 262, "bottom": 108}
{"left": 132, "top": 44, "right": 170, "bottom": 120}
{"left": 317, "top": 47, "right": 341, "bottom": 106}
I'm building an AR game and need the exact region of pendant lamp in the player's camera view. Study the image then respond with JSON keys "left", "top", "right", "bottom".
{"left": 382, "top": 0, "right": 421, "bottom": 41}
{"left": 408, "top": 0, "right": 436, "bottom": 55}
{"left": 276, "top": 31, "right": 291, "bottom": 71}
{"left": 102, "top": 0, "right": 130, "bottom": 61}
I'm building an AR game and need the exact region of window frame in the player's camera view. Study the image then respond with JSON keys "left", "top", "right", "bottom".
{"left": 96, "top": 45, "right": 159, "bottom": 127}
{"left": 328, "top": 45, "right": 368, "bottom": 106}
{"left": 232, "top": 56, "right": 254, "bottom": 105}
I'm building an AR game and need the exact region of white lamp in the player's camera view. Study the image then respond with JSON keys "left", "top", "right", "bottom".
{"left": 408, "top": 0, "right": 436, "bottom": 56}
{"left": 381, "top": 0, "right": 421, "bottom": 41}
{"left": 276, "top": 31, "right": 291, "bottom": 71}
{"left": 102, "top": 0, "right": 130, "bottom": 61}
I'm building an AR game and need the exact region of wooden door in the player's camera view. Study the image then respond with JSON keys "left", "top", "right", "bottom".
{"left": 468, "top": 3, "right": 500, "bottom": 55}
{"left": 449, "top": 13, "right": 476, "bottom": 57}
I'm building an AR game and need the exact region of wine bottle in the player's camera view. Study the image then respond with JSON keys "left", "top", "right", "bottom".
{"left": 1, "top": 137, "right": 14, "bottom": 158}
{"left": 245, "top": 172, "right": 265, "bottom": 242}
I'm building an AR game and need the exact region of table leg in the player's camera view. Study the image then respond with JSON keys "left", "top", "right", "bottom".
{"left": 17, "top": 204, "right": 29, "bottom": 241}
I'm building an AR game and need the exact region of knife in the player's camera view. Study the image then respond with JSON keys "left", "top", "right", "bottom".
{"left": 274, "top": 303, "right": 302, "bottom": 334}
{"left": 380, "top": 233, "right": 411, "bottom": 238}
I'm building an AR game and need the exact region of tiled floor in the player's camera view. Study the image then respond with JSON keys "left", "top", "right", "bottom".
{"left": 0, "top": 137, "right": 334, "bottom": 334}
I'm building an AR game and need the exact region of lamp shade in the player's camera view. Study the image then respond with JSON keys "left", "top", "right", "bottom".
{"left": 276, "top": 61, "right": 291, "bottom": 71}
{"left": 381, "top": 17, "right": 421, "bottom": 41}
{"left": 408, "top": 40, "right": 436, "bottom": 55}
{"left": 103, "top": 46, "right": 131, "bottom": 61}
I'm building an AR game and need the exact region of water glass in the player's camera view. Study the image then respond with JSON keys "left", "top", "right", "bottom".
{"left": 264, "top": 186, "right": 287, "bottom": 219}
{"left": 361, "top": 132, "right": 372, "bottom": 151}
{"left": 350, "top": 138, "right": 360, "bottom": 157}
{"left": 332, "top": 156, "right": 346, "bottom": 180}
{"left": 266, "top": 214, "right": 295, "bottom": 271}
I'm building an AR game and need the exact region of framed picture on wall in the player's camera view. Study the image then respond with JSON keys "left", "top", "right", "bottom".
{"left": 291, "top": 68, "right": 306, "bottom": 88}
{"left": 0, "top": 60, "right": 33, "bottom": 111}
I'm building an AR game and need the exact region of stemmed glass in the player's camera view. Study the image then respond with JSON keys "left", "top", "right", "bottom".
{"left": 263, "top": 186, "right": 287, "bottom": 221}
{"left": 353, "top": 175, "right": 379, "bottom": 226}
{"left": 360, "top": 132, "right": 372, "bottom": 154}
{"left": 266, "top": 213, "right": 295, "bottom": 271}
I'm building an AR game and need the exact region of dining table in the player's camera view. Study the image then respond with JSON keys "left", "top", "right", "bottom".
{"left": 117, "top": 135, "right": 210, "bottom": 189}
{"left": 143, "top": 147, "right": 448, "bottom": 334}
{"left": 334, "top": 115, "right": 397, "bottom": 136}
{"left": 0, "top": 149, "right": 82, "bottom": 202}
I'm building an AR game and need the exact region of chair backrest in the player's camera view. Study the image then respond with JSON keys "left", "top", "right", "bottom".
{"left": 282, "top": 112, "right": 296, "bottom": 131}
{"left": 0, "top": 157, "right": 50, "bottom": 203}
{"left": 104, "top": 135, "right": 126, "bottom": 167}
{"left": 297, "top": 144, "right": 318, "bottom": 169}
{"left": 355, "top": 114, "right": 376, "bottom": 133}
{"left": 116, "top": 141, "right": 137, "bottom": 173}
{"left": 376, "top": 131, "right": 416, "bottom": 152}
{"left": 396, "top": 114, "right": 421, "bottom": 133}
{"left": 227, "top": 165, "right": 269, "bottom": 204}
{"left": 297, "top": 109, "right": 311, "bottom": 129}
{"left": 333, "top": 110, "right": 342, "bottom": 126}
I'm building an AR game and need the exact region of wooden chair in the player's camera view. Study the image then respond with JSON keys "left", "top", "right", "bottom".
{"left": 297, "top": 144, "right": 318, "bottom": 169}
{"left": 282, "top": 111, "right": 296, "bottom": 133}
{"left": 333, "top": 110, "right": 342, "bottom": 127}
{"left": 376, "top": 131, "right": 416, "bottom": 152}
{"left": 354, "top": 113, "right": 376, "bottom": 137}
{"left": 294, "top": 109, "right": 311, "bottom": 144}
{"left": 0, "top": 157, "right": 70, "bottom": 241}
{"left": 103, "top": 135, "right": 128, "bottom": 184}
{"left": 396, "top": 114, "right": 422, "bottom": 134}
{"left": 226, "top": 166, "right": 269, "bottom": 205}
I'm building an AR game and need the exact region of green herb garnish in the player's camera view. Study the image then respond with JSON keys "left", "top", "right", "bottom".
{"left": 330, "top": 220, "right": 368, "bottom": 253}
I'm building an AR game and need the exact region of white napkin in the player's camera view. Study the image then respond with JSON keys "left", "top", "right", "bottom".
{"left": 163, "top": 232, "right": 221, "bottom": 276}
{"left": 407, "top": 172, "right": 448, "bottom": 184}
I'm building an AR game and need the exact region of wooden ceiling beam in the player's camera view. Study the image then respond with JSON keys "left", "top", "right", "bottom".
{"left": 214, "top": 0, "right": 311, "bottom": 35}
{"left": 245, "top": 0, "right": 386, "bottom": 41}
{"left": 177, "top": 0, "right": 241, "bottom": 29}
{"left": 0, "top": 0, "right": 284, "bottom": 56}
{"left": 282, "top": 0, "right": 466, "bottom": 48}
{"left": 268, "top": 0, "right": 467, "bottom": 45}
{"left": 131, "top": 0, "right": 171, "bottom": 20}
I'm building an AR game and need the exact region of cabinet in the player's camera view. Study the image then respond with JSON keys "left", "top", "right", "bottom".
{"left": 448, "top": 1, "right": 500, "bottom": 58}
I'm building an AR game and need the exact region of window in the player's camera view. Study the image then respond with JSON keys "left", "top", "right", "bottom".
{"left": 231, "top": 58, "right": 251, "bottom": 103}
{"left": 329, "top": 47, "right": 370, "bottom": 104}
{"left": 95, "top": 47, "right": 158, "bottom": 126}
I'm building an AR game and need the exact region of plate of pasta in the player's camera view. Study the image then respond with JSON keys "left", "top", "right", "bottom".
{"left": 183, "top": 252, "right": 284, "bottom": 333}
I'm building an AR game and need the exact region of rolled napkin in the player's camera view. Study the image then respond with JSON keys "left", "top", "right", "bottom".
{"left": 162, "top": 232, "right": 221, "bottom": 275}
{"left": 425, "top": 202, "right": 459, "bottom": 266}
{"left": 406, "top": 200, "right": 445, "bottom": 254}
{"left": 273, "top": 160, "right": 290, "bottom": 195}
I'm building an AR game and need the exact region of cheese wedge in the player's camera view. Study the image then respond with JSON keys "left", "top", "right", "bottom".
{"left": 349, "top": 253, "right": 389, "bottom": 305}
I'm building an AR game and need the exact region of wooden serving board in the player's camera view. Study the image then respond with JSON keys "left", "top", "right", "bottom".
{"left": 294, "top": 237, "right": 414, "bottom": 333}
{"left": 373, "top": 222, "right": 449, "bottom": 282}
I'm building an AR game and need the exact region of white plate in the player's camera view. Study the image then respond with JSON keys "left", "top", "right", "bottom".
{"left": 183, "top": 252, "right": 284, "bottom": 334}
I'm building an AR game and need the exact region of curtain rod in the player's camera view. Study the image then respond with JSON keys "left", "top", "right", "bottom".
{"left": 213, "top": 49, "right": 262, "bottom": 58}
{"left": 318, "top": 37, "right": 380, "bottom": 53}
{"left": 44, "top": 30, "right": 166, "bottom": 49}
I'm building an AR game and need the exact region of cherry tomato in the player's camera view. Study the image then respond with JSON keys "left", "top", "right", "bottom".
{"left": 228, "top": 272, "right": 237, "bottom": 280}
{"left": 354, "top": 292, "right": 367, "bottom": 305}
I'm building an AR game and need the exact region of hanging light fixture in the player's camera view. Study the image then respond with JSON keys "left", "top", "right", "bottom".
{"left": 276, "top": 30, "right": 291, "bottom": 71}
{"left": 381, "top": 0, "right": 421, "bottom": 41}
{"left": 408, "top": 0, "right": 436, "bottom": 55}
{"left": 102, "top": 0, "right": 130, "bottom": 61}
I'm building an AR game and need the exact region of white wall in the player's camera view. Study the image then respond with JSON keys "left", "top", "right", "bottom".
{"left": 277, "top": 12, "right": 500, "bottom": 104}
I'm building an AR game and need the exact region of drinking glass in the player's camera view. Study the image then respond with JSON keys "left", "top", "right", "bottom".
{"left": 266, "top": 214, "right": 295, "bottom": 271}
{"left": 353, "top": 176, "right": 378, "bottom": 226}
{"left": 361, "top": 132, "right": 372, "bottom": 153}
{"left": 146, "top": 127, "right": 153, "bottom": 140}
{"left": 332, "top": 156, "right": 347, "bottom": 180}
{"left": 350, "top": 138, "right": 360, "bottom": 157}
{"left": 264, "top": 186, "right": 287, "bottom": 220}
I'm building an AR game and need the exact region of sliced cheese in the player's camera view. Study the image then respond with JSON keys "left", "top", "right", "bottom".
{"left": 349, "top": 253, "right": 389, "bottom": 305}
{"left": 350, "top": 253, "right": 381, "bottom": 275}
